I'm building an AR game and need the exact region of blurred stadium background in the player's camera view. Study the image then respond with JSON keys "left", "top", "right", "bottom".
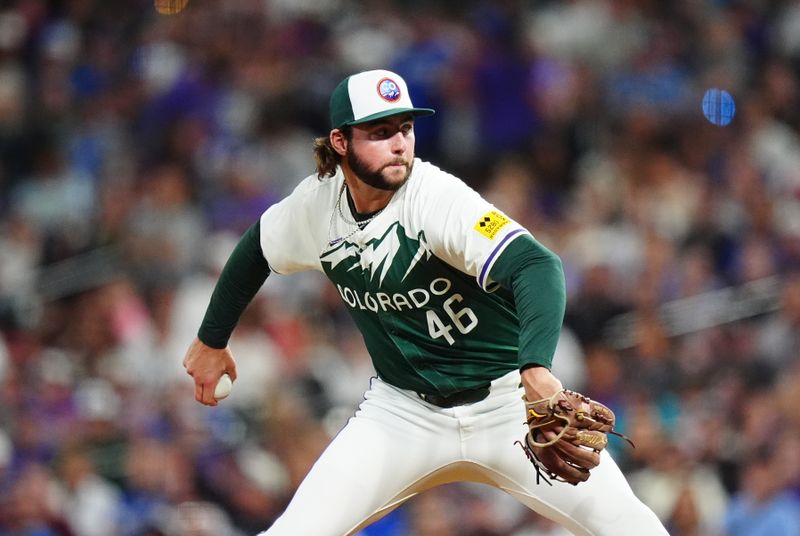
{"left": 1, "top": 0, "right": 800, "bottom": 534}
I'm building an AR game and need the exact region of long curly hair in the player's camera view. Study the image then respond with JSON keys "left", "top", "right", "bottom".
{"left": 313, "top": 127, "right": 351, "bottom": 179}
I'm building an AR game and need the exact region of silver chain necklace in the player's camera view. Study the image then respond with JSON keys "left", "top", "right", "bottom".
{"left": 328, "top": 182, "right": 385, "bottom": 246}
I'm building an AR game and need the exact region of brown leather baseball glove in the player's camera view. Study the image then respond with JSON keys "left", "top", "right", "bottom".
{"left": 516, "top": 389, "right": 631, "bottom": 486}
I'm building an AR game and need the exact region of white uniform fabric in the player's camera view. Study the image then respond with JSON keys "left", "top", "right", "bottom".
{"left": 255, "top": 160, "right": 667, "bottom": 534}
{"left": 258, "top": 159, "right": 527, "bottom": 291}
{"left": 260, "top": 370, "right": 667, "bottom": 536}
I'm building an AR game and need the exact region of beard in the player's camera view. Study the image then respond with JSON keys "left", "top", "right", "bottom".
{"left": 345, "top": 147, "right": 413, "bottom": 191}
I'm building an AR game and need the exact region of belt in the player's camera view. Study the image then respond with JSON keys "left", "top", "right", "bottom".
{"left": 418, "top": 385, "right": 491, "bottom": 408}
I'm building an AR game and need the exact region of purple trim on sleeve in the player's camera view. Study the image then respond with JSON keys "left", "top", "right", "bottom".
{"left": 478, "top": 228, "right": 526, "bottom": 289}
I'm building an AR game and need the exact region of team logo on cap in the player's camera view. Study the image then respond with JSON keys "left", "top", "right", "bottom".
{"left": 377, "top": 78, "right": 401, "bottom": 102}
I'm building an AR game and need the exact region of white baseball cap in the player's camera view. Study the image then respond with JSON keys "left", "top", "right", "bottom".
{"left": 329, "top": 69, "right": 435, "bottom": 129}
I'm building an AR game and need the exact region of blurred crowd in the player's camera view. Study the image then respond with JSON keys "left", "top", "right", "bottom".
{"left": 1, "top": 0, "right": 800, "bottom": 535}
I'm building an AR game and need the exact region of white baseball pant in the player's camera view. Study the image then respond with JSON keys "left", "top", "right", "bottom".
{"left": 259, "top": 370, "right": 668, "bottom": 536}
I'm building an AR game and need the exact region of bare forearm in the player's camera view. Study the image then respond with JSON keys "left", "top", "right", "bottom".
{"left": 520, "top": 365, "right": 563, "bottom": 401}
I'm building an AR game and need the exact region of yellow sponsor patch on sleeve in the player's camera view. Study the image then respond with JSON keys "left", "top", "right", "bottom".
{"left": 473, "top": 210, "right": 510, "bottom": 239}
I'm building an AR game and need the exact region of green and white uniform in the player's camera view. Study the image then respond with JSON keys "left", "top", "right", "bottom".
{"left": 199, "top": 159, "right": 667, "bottom": 536}
{"left": 260, "top": 158, "right": 549, "bottom": 396}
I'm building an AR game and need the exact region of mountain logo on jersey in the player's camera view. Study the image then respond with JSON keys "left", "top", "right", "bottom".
{"left": 320, "top": 222, "right": 431, "bottom": 287}
{"left": 473, "top": 210, "right": 510, "bottom": 240}
{"left": 377, "top": 78, "right": 402, "bottom": 102}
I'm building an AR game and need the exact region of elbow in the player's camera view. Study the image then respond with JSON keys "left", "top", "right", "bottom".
{"left": 542, "top": 249, "right": 565, "bottom": 282}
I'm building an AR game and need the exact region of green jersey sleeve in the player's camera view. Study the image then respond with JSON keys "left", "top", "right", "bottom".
{"left": 197, "top": 222, "right": 271, "bottom": 349}
{"left": 488, "top": 234, "right": 566, "bottom": 370}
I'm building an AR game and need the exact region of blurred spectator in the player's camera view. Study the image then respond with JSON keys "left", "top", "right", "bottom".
{"left": 629, "top": 442, "right": 728, "bottom": 535}
{"left": 756, "top": 273, "right": 800, "bottom": 368}
{"left": 723, "top": 444, "right": 800, "bottom": 536}
{"left": 1, "top": 1, "right": 800, "bottom": 534}
{"left": 164, "top": 500, "right": 243, "bottom": 536}
{"left": 57, "top": 447, "right": 121, "bottom": 536}
{"left": 0, "top": 463, "right": 73, "bottom": 536}
{"left": 563, "top": 264, "right": 630, "bottom": 346}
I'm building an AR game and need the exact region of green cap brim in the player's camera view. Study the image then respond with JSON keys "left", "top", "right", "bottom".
{"left": 339, "top": 107, "right": 435, "bottom": 128}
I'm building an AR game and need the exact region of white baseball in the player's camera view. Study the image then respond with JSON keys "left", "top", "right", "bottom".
{"left": 214, "top": 373, "right": 233, "bottom": 400}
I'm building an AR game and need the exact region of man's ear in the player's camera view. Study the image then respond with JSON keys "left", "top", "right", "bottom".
{"left": 330, "top": 129, "right": 348, "bottom": 157}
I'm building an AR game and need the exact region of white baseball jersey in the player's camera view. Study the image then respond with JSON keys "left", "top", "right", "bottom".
{"left": 259, "top": 159, "right": 530, "bottom": 395}
{"left": 256, "top": 159, "right": 669, "bottom": 536}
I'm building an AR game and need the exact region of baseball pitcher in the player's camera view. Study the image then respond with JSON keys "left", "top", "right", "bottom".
{"left": 182, "top": 69, "right": 667, "bottom": 535}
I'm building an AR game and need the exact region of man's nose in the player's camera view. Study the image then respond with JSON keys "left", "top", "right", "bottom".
{"left": 389, "top": 131, "right": 407, "bottom": 153}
